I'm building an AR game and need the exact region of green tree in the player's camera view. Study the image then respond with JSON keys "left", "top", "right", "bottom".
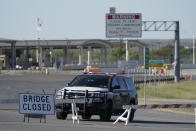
{"left": 180, "top": 48, "right": 192, "bottom": 59}
{"left": 150, "top": 45, "right": 173, "bottom": 62}
{"left": 53, "top": 50, "right": 63, "bottom": 58}
{"left": 109, "top": 47, "right": 126, "bottom": 63}
{"left": 68, "top": 49, "right": 79, "bottom": 64}
{"left": 92, "top": 50, "right": 100, "bottom": 64}
{"left": 130, "top": 50, "right": 138, "bottom": 60}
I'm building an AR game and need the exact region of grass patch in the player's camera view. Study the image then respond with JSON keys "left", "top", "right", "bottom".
{"left": 137, "top": 80, "right": 196, "bottom": 114}
{"left": 137, "top": 80, "right": 196, "bottom": 100}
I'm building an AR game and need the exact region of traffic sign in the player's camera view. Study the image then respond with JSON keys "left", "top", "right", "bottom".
{"left": 106, "top": 13, "right": 142, "bottom": 38}
{"left": 19, "top": 93, "right": 55, "bottom": 115}
{"left": 149, "top": 60, "right": 164, "bottom": 67}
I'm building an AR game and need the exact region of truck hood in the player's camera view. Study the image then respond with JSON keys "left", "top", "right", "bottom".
{"left": 61, "top": 86, "right": 108, "bottom": 92}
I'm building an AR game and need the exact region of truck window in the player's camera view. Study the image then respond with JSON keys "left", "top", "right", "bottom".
{"left": 69, "top": 75, "right": 109, "bottom": 88}
{"left": 117, "top": 78, "right": 128, "bottom": 90}
{"left": 125, "top": 77, "right": 135, "bottom": 90}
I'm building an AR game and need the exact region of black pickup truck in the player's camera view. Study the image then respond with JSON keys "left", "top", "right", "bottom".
{"left": 55, "top": 73, "right": 138, "bottom": 121}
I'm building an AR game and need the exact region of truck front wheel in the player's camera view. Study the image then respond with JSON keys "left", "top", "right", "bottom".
{"left": 99, "top": 102, "right": 112, "bottom": 121}
{"left": 56, "top": 109, "right": 67, "bottom": 120}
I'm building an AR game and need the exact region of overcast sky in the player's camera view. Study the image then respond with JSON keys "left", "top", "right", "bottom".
{"left": 0, "top": 0, "right": 196, "bottom": 40}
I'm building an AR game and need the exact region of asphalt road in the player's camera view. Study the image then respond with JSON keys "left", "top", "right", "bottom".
{"left": 0, "top": 73, "right": 195, "bottom": 131}
{"left": 0, "top": 108, "right": 195, "bottom": 131}
{"left": 0, "top": 73, "right": 75, "bottom": 99}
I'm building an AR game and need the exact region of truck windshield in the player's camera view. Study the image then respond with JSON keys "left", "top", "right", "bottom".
{"left": 69, "top": 75, "right": 109, "bottom": 88}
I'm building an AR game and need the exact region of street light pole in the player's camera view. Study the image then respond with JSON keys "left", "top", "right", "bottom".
{"left": 193, "top": 34, "right": 195, "bottom": 64}
{"left": 174, "top": 21, "right": 180, "bottom": 82}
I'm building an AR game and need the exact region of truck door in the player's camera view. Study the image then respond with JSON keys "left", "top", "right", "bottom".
{"left": 117, "top": 77, "right": 129, "bottom": 106}
{"left": 111, "top": 78, "right": 121, "bottom": 109}
{"left": 112, "top": 77, "right": 129, "bottom": 109}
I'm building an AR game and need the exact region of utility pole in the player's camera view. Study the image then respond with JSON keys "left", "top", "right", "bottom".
{"left": 193, "top": 34, "right": 195, "bottom": 64}
{"left": 174, "top": 21, "right": 180, "bottom": 82}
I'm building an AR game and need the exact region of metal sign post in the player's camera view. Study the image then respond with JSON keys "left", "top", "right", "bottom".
{"left": 143, "top": 48, "right": 149, "bottom": 105}
{"left": 144, "top": 48, "right": 149, "bottom": 69}
{"left": 144, "top": 69, "right": 147, "bottom": 105}
{"left": 174, "top": 21, "right": 180, "bottom": 82}
{"left": 154, "top": 73, "right": 156, "bottom": 96}
{"left": 142, "top": 21, "right": 180, "bottom": 82}
{"left": 193, "top": 34, "right": 195, "bottom": 64}
{"left": 195, "top": 108, "right": 196, "bottom": 126}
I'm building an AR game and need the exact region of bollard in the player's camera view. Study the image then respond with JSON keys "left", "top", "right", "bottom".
{"left": 195, "top": 108, "right": 196, "bottom": 126}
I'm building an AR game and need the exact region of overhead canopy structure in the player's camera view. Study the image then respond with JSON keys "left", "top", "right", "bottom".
{"left": 0, "top": 39, "right": 145, "bottom": 48}
{"left": 0, "top": 38, "right": 146, "bottom": 68}
{"left": 0, "top": 38, "right": 17, "bottom": 69}
{"left": 0, "top": 38, "right": 17, "bottom": 43}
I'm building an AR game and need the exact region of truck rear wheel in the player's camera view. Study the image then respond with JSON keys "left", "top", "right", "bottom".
{"left": 128, "top": 102, "right": 135, "bottom": 122}
{"left": 128, "top": 109, "right": 135, "bottom": 122}
{"left": 82, "top": 114, "right": 91, "bottom": 120}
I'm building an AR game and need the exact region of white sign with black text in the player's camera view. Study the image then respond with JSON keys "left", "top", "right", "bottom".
{"left": 106, "top": 13, "right": 142, "bottom": 38}
{"left": 19, "top": 93, "right": 55, "bottom": 115}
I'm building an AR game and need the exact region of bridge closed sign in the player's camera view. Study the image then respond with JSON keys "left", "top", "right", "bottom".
{"left": 19, "top": 93, "right": 55, "bottom": 115}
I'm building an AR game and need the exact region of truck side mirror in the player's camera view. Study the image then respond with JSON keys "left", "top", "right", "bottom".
{"left": 65, "top": 83, "right": 70, "bottom": 86}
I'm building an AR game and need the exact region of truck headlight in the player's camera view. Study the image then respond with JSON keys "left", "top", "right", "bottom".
{"left": 56, "top": 90, "right": 63, "bottom": 99}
